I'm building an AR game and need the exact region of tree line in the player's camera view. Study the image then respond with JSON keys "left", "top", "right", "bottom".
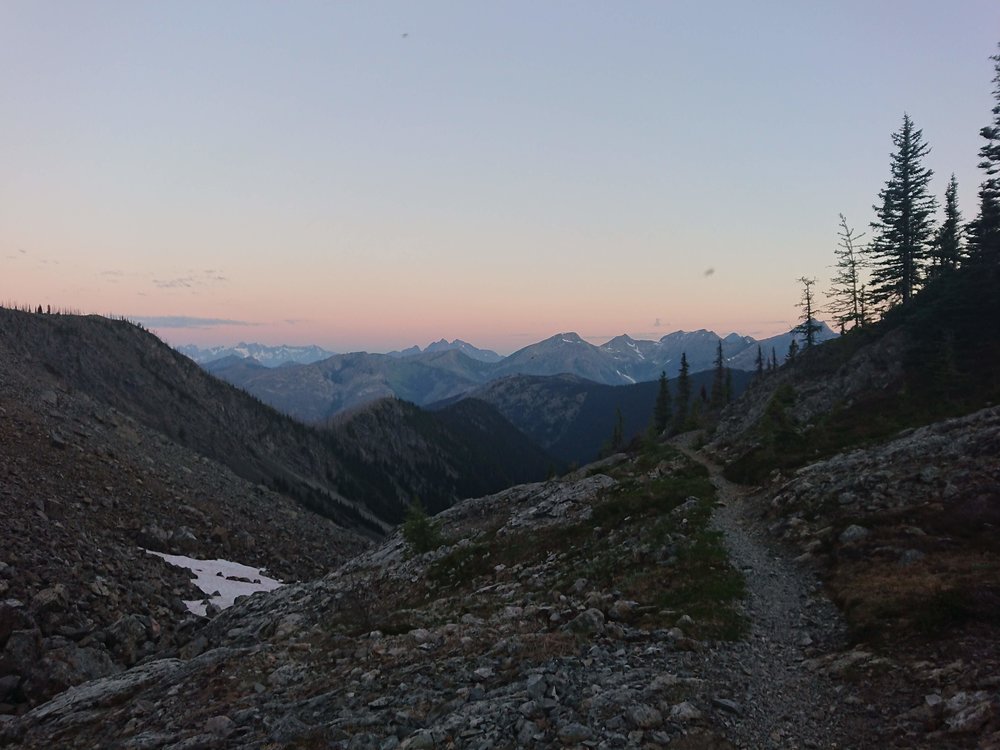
{"left": 795, "top": 43, "right": 1000, "bottom": 342}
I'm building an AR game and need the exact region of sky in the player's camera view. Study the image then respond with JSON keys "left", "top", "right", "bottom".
{"left": 2, "top": 1, "right": 998, "bottom": 354}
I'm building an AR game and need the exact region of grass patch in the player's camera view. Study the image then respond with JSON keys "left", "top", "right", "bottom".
{"left": 424, "top": 445, "right": 746, "bottom": 641}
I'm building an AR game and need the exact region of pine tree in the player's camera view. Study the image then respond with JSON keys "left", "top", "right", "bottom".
{"left": 754, "top": 345, "right": 765, "bottom": 378}
{"left": 930, "top": 175, "right": 963, "bottom": 274}
{"left": 675, "top": 352, "right": 691, "bottom": 430}
{"left": 968, "top": 45, "right": 1000, "bottom": 266}
{"left": 793, "top": 276, "right": 822, "bottom": 348}
{"left": 611, "top": 407, "right": 624, "bottom": 451}
{"left": 710, "top": 340, "right": 727, "bottom": 407}
{"left": 770, "top": 347, "right": 778, "bottom": 371}
{"left": 786, "top": 339, "right": 799, "bottom": 362}
{"left": 827, "top": 214, "right": 868, "bottom": 331}
{"left": 867, "top": 113, "right": 938, "bottom": 309}
{"left": 652, "top": 370, "right": 672, "bottom": 433}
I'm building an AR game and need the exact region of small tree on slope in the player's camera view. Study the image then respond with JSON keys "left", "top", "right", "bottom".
{"left": 794, "top": 276, "right": 823, "bottom": 348}
{"left": 827, "top": 214, "right": 869, "bottom": 331}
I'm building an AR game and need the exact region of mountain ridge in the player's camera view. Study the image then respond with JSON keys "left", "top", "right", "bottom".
{"left": 198, "top": 325, "right": 834, "bottom": 422}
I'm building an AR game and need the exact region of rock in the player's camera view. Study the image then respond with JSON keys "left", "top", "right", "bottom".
{"left": 1, "top": 629, "right": 41, "bottom": 676}
{"left": 898, "top": 549, "right": 925, "bottom": 566}
{"left": 711, "top": 697, "right": 742, "bottom": 715}
{"left": 400, "top": 729, "right": 434, "bottom": 749}
{"left": 628, "top": 703, "right": 663, "bottom": 728}
{"left": 204, "top": 715, "right": 235, "bottom": 737}
{"left": 108, "top": 615, "right": 150, "bottom": 666}
{"left": 557, "top": 721, "right": 593, "bottom": 744}
{"left": 945, "top": 691, "right": 996, "bottom": 734}
{"left": 838, "top": 525, "right": 870, "bottom": 544}
{"left": 0, "top": 674, "right": 20, "bottom": 701}
{"left": 29, "top": 586, "right": 68, "bottom": 635}
{"left": 526, "top": 673, "right": 547, "bottom": 700}
{"left": 0, "top": 600, "right": 32, "bottom": 647}
{"left": 562, "top": 608, "right": 605, "bottom": 636}
{"left": 670, "top": 701, "right": 703, "bottom": 722}
{"left": 607, "top": 599, "right": 638, "bottom": 621}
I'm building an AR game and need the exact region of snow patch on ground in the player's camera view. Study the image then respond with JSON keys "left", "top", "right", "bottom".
{"left": 145, "top": 550, "right": 284, "bottom": 617}
{"left": 616, "top": 369, "right": 637, "bottom": 384}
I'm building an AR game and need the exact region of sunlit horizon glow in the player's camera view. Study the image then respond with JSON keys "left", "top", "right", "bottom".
{"left": 3, "top": 1, "right": 998, "bottom": 356}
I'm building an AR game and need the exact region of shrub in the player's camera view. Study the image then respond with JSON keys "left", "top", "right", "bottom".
{"left": 401, "top": 499, "right": 444, "bottom": 555}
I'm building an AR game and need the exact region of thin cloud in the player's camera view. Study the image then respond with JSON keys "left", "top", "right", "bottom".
{"left": 133, "top": 316, "right": 258, "bottom": 329}
{"left": 152, "top": 270, "right": 229, "bottom": 289}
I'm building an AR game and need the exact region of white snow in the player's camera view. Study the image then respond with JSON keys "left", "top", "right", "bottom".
{"left": 144, "top": 550, "right": 284, "bottom": 617}
{"left": 616, "top": 370, "right": 637, "bottom": 384}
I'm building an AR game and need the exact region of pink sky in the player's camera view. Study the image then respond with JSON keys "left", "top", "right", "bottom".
{"left": 3, "top": 2, "right": 997, "bottom": 354}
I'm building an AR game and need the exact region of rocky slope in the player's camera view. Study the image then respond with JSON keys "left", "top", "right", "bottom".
{"left": 0, "top": 335, "right": 369, "bottom": 715}
{"left": 3, "top": 407, "right": 998, "bottom": 747}
{"left": 742, "top": 406, "right": 1000, "bottom": 745}
{"left": 0, "top": 441, "right": 894, "bottom": 749}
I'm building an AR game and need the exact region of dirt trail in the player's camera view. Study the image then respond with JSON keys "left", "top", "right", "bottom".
{"left": 674, "top": 436, "right": 876, "bottom": 749}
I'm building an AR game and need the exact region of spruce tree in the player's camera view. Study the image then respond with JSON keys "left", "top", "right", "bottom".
{"left": 867, "top": 113, "right": 938, "bottom": 309}
{"left": 827, "top": 214, "right": 868, "bottom": 331}
{"left": 930, "top": 174, "right": 963, "bottom": 274}
{"left": 675, "top": 352, "right": 691, "bottom": 430}
{"left": 754, "top": 345, "right": 764, "bottom": 378}
{"left": 793, "top": 276, "right": 822, "bottom": 348}
{"left": 968, "top": 45, "right": 1000, "bottom": 266}
{"left": 611, "top": 407, "right": 624, "bottom": 451}
{"left": 786, "top": 339, "right": 799, "bottom": 362}
{"left": 653, "top": 370, "right": 672, "bottom": 433}
{"left": 710, "top": 340, "right": 727, "bottom": 407}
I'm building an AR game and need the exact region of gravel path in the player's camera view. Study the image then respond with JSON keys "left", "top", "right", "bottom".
{"left": 675, "top": 437, "right": 877, "bottom": 749}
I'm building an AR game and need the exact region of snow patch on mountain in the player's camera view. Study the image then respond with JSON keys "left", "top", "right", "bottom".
{"left": 145, "top": 550, "right": 284, "bottom": 617}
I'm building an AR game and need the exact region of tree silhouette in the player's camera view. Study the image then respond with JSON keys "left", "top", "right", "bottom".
{"left": 652, "top": 370, "right": 672, "bottom": 433}
{"left": 969, "top": 45, "right": 1000, "bottom": 266}
{"left": 868, "top": 113, "right": 937, "bottom": 309}
{"left": 794, "top": 276, "right": 822, "bottom": 348}
{"left": 827, "top": 214, "right": 869, "bottom": 331}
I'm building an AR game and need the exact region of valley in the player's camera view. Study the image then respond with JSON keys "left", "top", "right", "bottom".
{"left": 1, "top": 265, "right": 998, "bottom": 747}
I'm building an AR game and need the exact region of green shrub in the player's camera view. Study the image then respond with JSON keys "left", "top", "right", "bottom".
{"left": 401, "top": 499, "right": 444, "bottom": 555}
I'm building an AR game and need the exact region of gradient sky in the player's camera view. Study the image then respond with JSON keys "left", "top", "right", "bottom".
{"left": 2, "top": 1, "right": 998, "bottom": 354}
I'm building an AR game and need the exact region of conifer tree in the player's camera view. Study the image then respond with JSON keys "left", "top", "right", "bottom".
{"left": 793, "top": 277, "right": 822, "bottom": 348}
{"left": 968, "top": 45, "right": 1000, "bottom": 266}
{"left": 786, "top": 339, "right": 799, "bottom": 362}
{"left": 867, "top": 113, "right": 937, "bottom": 309}
{"left": 754, "top": 345, "right": 765, "bottom": 377}
{"left": 710, "top": 340, "right": 727, "bottom": 407}
{"left": 652, "top": 370, "right": 672, "bottom": 433}
{"left": 827, "top": 214, "right": 869, "bottom": 331}
{"left": 611, "top": 406, "right": 624, "bottom": 451}
{"left": 931, "top": 174, "right": 964, "bottom": 274}
{"left": 675, "top": 352, "right": 691, "bottom": 430}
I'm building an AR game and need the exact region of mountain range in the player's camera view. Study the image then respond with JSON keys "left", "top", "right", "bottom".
{"left": 197, "top": 325, "right": 835, "bottom": 422}
{"left": 178, "top": 342, "right": 336, "bottom": 366}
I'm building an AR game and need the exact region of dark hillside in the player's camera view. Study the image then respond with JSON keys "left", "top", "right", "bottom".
{"left": 0, "top": 308, "right": 384, "bottom": 532}
{"left": 447, "top": 370, "right": 754, "bottom": 466}
{"left": 714, "top": 264, "right": 1000, "bottom": 484}
{"left": 327, "top": 397, "right": 557, "bottom": 519}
